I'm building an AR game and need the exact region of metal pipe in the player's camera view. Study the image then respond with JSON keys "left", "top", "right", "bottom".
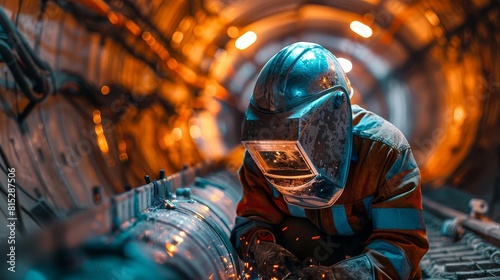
{"left": 423, "top": 196, "right": 500, "bottom": 247}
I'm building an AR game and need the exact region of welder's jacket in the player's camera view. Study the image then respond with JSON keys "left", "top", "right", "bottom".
{"left": 231, "top": 105, "right": 429, "bottom": 279}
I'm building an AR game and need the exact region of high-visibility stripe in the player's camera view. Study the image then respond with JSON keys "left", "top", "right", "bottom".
{"left": 271, "top": 186, "right": 280, "bottom": 198}
{"left": 384, "top": 150, "right": 418, "bottom": 182}
{"left": 372, "top": 208, "right": 425, "bottom": 230}
{"left": 367, "top": 240, "right": 411, "bottom": 280}
{"left": 331, "top": 205, "right": 354, "bottom": 235}
{"left": 288, "top": 204, "right": 354, "bottom": 235}
{"left": 287, "top": 204, "right": 307, "bottom": 218}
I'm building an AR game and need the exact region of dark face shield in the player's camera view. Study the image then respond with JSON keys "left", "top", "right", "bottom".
{"left": 244, "top": 141, "right": 317, "bottom": 188}
{"left": 242, "top": 88, "right": 353, "bottom": 209}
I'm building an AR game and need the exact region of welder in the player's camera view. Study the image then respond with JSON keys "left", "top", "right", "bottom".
{"left": 230, "top": 42, "right": 429, "bottom": 279}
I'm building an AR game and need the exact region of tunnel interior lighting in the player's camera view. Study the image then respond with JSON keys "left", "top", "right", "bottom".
{"left": 142, "top": 31, "right": 151, "bottom": 41}
{"left": 167, "top": 58, "right": 178, "bottom": 69}
{"left": 118, "top": 139, "right": 128, "bottom": 162}
{"left": 93, "top": 110, "right": 110, "bottom": 156}
{"left": 100, "top": 85, "right": 110, "bottom": 95}
{"left": 193, "top": 25, "right": 204, "bottom": 37}
{"left": 425, "top": 10, "right": 440, "bottom": 26}
{"left": 190, "top": 125, "right": 201, "bottom": 138}
{"left": 350, "top": 21, "right": 373, "bottom": 38}
{"left": 95, "top": 124, "right": 109, "bottom": 154}
{"left": 93, "top": 109, "right": 101, "bottom": 124}
{"left": 235, "top": 31, "right": 257, "bottom": 50}
{"left": 172, "top": 31, "right": 184, "bottom": 44}
{"left": 337, "top": 58, "right": 353, "bottom": 73}
{"left": 107, "top": 11, "right": 119, "bottom": 25}
{"left": 172, "top": 127, "right": 183, "bottom": 141}
{"left": 227, "top": 26, "right": 239, "bottom": 38}
{"left": 453, "top": 105, "right": 466, "bottom": 125}
{"left": 125, "top": 20, "right": 141, "bottom": 36}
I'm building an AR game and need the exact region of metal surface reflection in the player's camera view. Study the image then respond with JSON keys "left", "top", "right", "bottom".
{"left": 0, "top": 166, "right": 243, "bottom": 280}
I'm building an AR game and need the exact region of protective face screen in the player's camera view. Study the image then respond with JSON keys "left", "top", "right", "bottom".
{"left": 244, "top": 141, "right": 317, "bottom": 188}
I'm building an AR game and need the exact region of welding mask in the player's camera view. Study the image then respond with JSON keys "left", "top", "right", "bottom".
{"left": 242, "top": 42, "right": 353, "bottom": 209}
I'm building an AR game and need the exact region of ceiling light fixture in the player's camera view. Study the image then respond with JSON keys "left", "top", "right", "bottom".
{"left": 235, "top": 31, "right": 257, "bottom": 50}
{"left": 350, "top": 21, "right": 373, "bottom": 38}
{"left": 337, "top": 58, "right": 353, "bottom": 73}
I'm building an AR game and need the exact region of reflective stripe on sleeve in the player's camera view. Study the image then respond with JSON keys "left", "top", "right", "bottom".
{"left": 288, "top": 204, "right": 354, "bottom": 236}
{"left": 287, "top": 204, "right": 307, "bottom": 218}
{"left": 331, "top": 205, "right": 354, "bottom": 235}
{"left": 271, "top": 186, "right": 280, "bottom": 198}
{"left": 372, "top": 208, "right": 425, "bottom": 230}
{"left": 367, "top": 240, "right": 411, "bottom": 280}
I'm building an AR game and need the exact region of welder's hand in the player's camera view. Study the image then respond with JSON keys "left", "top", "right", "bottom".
{"left": 299, "top": 265, "right": 336, "bottom": 280}
{"left": 299, "top": 255, "right": 374, "bottom": 280}
{"left": 252, "top": 241, "right": 302, "bottom": 279}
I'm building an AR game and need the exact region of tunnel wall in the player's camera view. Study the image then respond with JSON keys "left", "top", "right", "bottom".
{"left": 0, "top": 0, "right": 226, "bottom": 232}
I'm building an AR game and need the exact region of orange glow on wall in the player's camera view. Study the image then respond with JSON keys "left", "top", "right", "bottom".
{"left": 172, "top": 31, "right": 184, "bottom": 44}
{"left": 172, "top": 127, "right": 183, "bottom": 141}
{"left": 95, "top": 124, "right": 110, "bottom": 154}
{"left": 419, "top": 54, "right": 483, "bottom": 185}
{"left": 189, "top": 125, "right": 201, "bottom": 139}
{"left": 227, "top": 26, "right": 239, "bottom": 38}
{"left": 118, "top": 139, "right": 128, "bottom": 162}
{"left": 107, "top": 11, "right": 119, "bottom": 25}
{"left": 142, "top": 31, "right": 152, "bottom": 41}
{"left": 93, "top": 110, "right": 101, "bottom": 124}
{"left": 167, "top": 58, "right": 178, "bottom": 69}
{"left": 125, "top": 20, "right": 141, "bottom": 36}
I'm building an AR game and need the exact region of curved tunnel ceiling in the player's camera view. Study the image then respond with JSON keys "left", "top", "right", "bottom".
{"left": 0, "top": 0, "right": 499, "bottom": 226}
{"left": 208, "top": 0, "right": 500, "bottom": 189}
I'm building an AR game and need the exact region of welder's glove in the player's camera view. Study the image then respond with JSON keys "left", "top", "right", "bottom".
{"left": 252, "top": 241, "right": 302, "bottom": 279}
{"left": 299, "top": 255, "right": 374, "bottom": 280}
{"left": 299, "top": 265, "right": 336, "bottom": 280}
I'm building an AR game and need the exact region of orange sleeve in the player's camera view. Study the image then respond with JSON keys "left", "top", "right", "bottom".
{"left": 362, "top": 147, "right": 429, "bottom": 279}
{"left": 230, "top": 152, "right": 287, "bottom": 257}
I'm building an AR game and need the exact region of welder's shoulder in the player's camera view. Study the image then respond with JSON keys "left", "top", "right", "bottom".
{"left": 351, "top": 105, "right": 410, "bottom": 152}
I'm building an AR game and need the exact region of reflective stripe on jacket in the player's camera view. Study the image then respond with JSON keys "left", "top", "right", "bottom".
{"left": 231, "top": 105, "right": 429, "bottom": 279}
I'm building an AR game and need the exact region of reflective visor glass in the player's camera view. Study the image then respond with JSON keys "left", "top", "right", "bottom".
{"left": 243, "top": 141, "right": 317, "bottom": 188}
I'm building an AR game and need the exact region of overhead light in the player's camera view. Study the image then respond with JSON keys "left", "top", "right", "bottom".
{"left": 425, "top": 10, "right": 440, "bottom": 26}
{"left": 338, "top": 58, "right": 353, "bottom": 73}
{"left": 227, "top": 26, "right": 239, "bottom": 38}
{"left": 167, "top": 58, "right": 178, "bottom": 69}
{"left": 190, "top": 125, "right": 201, "bottom": 138}
{"left": 350, "top": 21, "right": 373, "bottom": 38}
{"left": 107, "top": 11, "right": 119, "bottom": 25}
{"left": 172, "top": 127, "right": 183, "bottom": 141}
{"left": 93, "top": 110, "right": 101, "bottom": 124}
{"left": 125, "top": 20, "right": 141, "bottom": 36}
{"left": 100, "top": 85, "right": 110, "bottom": 95}
{"left": 194, "top": 25, "right": 204, "bottom": 37}
{"left": 235, "top": 31, "right": 257, "bottom": 50}
{"left": 142, "top": 31, "right": 152, "bottom": 41}
{"left": 172, "top": 31, "right": 184, "bottom": 44}
{"left": 453, "top": 106, "right": 465, "bottom": 125}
